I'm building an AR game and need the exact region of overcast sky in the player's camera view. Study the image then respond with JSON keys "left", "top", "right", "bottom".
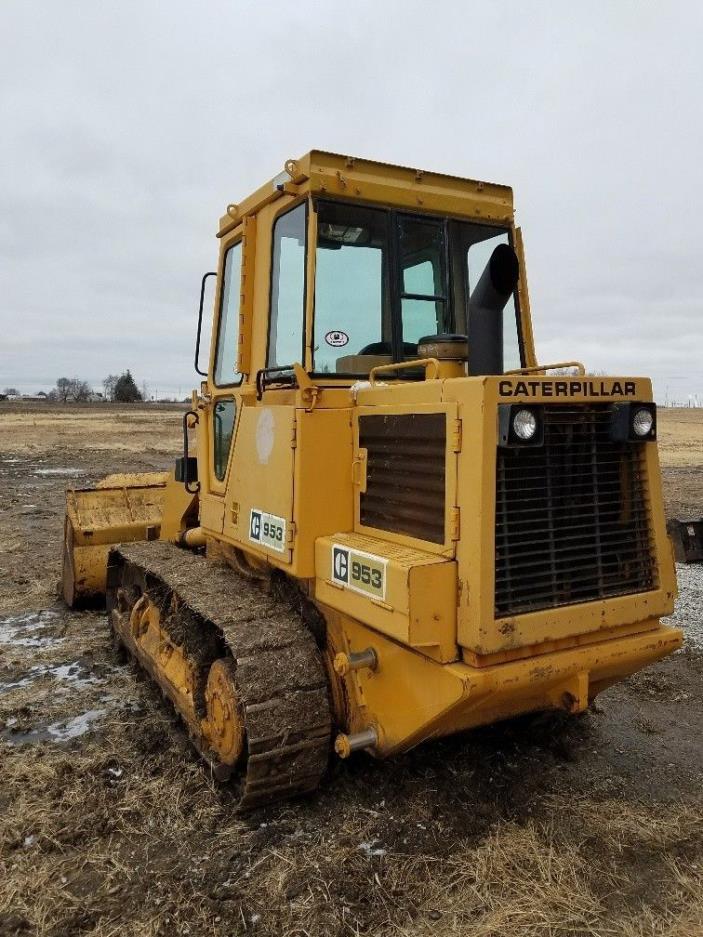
{"left": 2, "top": 1, "right": 702, "bottom": 402}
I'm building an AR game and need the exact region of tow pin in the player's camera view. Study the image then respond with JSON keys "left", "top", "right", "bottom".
{"left": 334, "top": 727, "right": 378, "bottom": 759}
{"left": 333, "top": 647, "right": 377, "bottom": 676}
{"left": 333, "top": 648, "right": 379, "bottom": 758}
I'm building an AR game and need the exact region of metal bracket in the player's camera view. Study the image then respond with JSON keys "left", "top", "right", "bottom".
{"left": 449, "top": 507, "right": 460, "bottom": 541}
{"left": 450, "top": 418, "right": 462, "bottom": 453}
{"left": 182, "top": 410, "right": 200, "bottom": 494}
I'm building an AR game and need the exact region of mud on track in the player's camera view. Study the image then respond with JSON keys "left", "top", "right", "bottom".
{"left": 1, "top": 402, "right": 703, "bottom": 937}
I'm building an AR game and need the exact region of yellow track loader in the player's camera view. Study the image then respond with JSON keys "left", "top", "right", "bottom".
{"left": 62, "top": 151, "right": 682, "bottom": 808}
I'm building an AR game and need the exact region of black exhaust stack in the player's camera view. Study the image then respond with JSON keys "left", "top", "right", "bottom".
{"left": 468, "top": 243, "right": 520, "bottom": 376}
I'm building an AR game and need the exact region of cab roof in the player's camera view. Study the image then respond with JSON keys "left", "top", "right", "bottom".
{"left": 218, "top": 150, "right": 514, "bottom": 237}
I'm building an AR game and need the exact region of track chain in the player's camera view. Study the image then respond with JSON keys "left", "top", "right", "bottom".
{"left": 107, "top": 541, "right": 331, "bottom": 808}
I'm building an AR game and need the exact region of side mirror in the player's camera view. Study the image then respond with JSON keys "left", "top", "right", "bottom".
{"left": 195, "top": 271, "right": 217, "bottom": 377}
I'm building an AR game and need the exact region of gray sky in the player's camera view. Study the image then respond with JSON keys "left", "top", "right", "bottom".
{"left": 2, "top": 1, "right": 702, "bottom": 403}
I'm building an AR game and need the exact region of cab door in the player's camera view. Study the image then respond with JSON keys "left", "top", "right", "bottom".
{"left": 198, "top": 235, "right": 244, "bottom": 535}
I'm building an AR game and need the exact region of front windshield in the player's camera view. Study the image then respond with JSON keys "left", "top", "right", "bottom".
{"left": 312, "top": 200, "right": 522, "bottom": 376}
{"left": 314, "top": 202, "right": 388, "bottom": 374}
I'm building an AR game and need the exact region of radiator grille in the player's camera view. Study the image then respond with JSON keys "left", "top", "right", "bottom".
{"left": 495, "top": 405, "right": 657, "bottom": 617}
{"left": 359, "top": 412, "right": 445, "bottom": 544}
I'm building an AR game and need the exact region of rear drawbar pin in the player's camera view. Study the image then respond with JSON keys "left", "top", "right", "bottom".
{"left": 333, "top": 647, "right": 378, "bottom": 676}
{"left": 334, "top": 727, "right": 378, "bottom": 759}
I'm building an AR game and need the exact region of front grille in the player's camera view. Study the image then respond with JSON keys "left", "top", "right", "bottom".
{"left": 495, "top": 405, "right": 657, "bottom": 617}
{"left": 359, "top": 412, "right": 446, "bottom": 543}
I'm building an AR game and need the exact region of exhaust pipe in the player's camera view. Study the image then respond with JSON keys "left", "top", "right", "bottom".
{"left": 468, "top": 243, "right": 520, "bottom": 376}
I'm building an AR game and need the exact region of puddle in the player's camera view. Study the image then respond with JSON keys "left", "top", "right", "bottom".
{"left": 3, "top": 707, "right": 108, "bottom": 745}
{"left": 0, "top": 659, "right": 110, "bottom": 695}
{"left": 1, "top": 693, "right": 139, "bottom": 747}
{"left": 33, "top": 468, "right": 86, "bottom": 477}
{"left": 0, "top": 610, "right": 63, "bottom": 649}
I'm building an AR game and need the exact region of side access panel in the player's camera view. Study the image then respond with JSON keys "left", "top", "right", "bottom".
{"left": 315, "top": 532, "right": 458, "bottom": 663}
{"left": 222, "top": 405, "right": 296, "bottom": 564}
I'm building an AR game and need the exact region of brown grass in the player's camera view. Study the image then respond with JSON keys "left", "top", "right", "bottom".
{"left": 2, "top": 725, "right": 702, "bottom": 937}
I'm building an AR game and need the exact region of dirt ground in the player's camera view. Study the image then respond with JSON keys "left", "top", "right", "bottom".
{"left": 1, "top": 402, "right": 702, "bottom": 937}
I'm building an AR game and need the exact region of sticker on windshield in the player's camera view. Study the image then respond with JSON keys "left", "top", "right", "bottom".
{"left": 325, "top": 330, "right": 349, "bottom": 347}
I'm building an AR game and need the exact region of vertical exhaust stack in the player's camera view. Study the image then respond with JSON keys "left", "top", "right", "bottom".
{"left": 468, "top": 243, "right": 520, "bottom": 376}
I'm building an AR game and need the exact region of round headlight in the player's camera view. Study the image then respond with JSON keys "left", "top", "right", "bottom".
{"left": 513, "top": 409, "right": 537, "bottom": 440}
{"left": 632, "top": 407, "right": 653, "bottom": 437}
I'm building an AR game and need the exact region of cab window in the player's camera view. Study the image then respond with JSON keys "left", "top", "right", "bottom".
{"left": 314, "top": 202, "right": 389, "bottom": 374}
{"left": 213, "top": 398, "right": 236, "bottom": 481}
{"left": 268, "top": 203, "right": 306, "bottom": 368}
{"left": 214, "top": 242, "right": 242, "bottom": 386}
{"left": 311, "top": 201, "right": 523, "bottom": 376}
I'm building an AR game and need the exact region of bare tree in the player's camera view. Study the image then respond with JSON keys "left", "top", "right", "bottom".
{"left": 54, "top": 377, "right": 92, "bottom": 402}
{"left": 72, "top": 380, "right": 92, "bottom": 402}
{"left": 3, "top": 387, "right": 19, "bottom": 396}
{"left": 55, "top": 377, "right": 72, "bottom": 402}
{"left": 102, "top": 374, "right": 119, "bottom": 402}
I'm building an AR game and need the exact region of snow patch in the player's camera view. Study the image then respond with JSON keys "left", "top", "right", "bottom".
{"left": 33, "top": 468, "right": 86, "bottom": 476}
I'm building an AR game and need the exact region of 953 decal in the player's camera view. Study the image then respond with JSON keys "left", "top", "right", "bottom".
{"left": 249, "top": 509, "right": 286, "bottom": 553}
{"left": 332, "top": 544, "right": 387, "bottom": 600}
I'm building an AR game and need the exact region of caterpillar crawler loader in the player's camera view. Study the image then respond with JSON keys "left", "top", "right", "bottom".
{"left": 62, "top": 151, "right": 682, "bottom": 807}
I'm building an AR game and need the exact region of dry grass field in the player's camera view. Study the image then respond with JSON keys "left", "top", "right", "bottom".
{"left": 1, "top": 402, "right": 702, "bottom": 937}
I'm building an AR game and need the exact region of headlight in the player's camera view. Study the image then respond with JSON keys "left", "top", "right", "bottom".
{"left": 498, "top": 404, "right": 544, "bottom": 447}
{"left": 609, "top": 402, "right": 657, "bottom": 442}
{"left": 513, "top": 409, "right": 537, "bottom": 440}
{"left": 632, "top": 407, "right": 654, "bottom": 437}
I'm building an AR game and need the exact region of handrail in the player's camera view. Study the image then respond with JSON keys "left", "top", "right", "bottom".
{"left": 505, "top": 360, "right": 586, "bottom": 376}
{"left": 182, "top": 410, "right": 200, "bottom": 494}
{"left": 369, "top": 358, "right": 440, "bottom": 385}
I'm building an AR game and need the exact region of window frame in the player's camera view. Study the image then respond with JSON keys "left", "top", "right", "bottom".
{"left": 212, "top": 238, "right": 244, "bottom": 389}
{"left": 393, "top": 211, "right": 453, "bottom": 356}
{"left": 212, "top": 396, "right": 237, "bottom": 482}
{"left": 266, "top": 199, "right": 309, "bottom": 372}
{"left": 308, "top": 199, "right": 524, "bottom": 379}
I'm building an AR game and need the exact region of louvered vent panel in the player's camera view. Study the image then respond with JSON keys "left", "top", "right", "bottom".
{"left": 359, "top": 413, "right": 446, "bottom": 544}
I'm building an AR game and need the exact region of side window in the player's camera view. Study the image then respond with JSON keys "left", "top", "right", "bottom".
{"left": 214, "top": 242, "right": 242, "bottom": 386}
{"left": 467, "top": 231, "right": 521, "bottom": 372}
{"left": 213, "top": 398, "right": 236, "bottom": 481}
{"left": 268, "top": 203, "right": 306, "bottom": 368}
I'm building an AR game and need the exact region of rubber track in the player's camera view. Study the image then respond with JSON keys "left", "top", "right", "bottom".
{"left": 109, "top": 541, "right": 331, "bottom": 809}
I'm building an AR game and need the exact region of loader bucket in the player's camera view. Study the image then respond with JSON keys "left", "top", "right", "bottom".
{"left": 62, "top": 472, "right": 170, "bottom": 607}
{"left": 667, "top": 518, "right": 703, "bottom": 564}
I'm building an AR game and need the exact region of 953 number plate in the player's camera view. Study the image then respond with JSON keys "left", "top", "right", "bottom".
{"left": 331, "top": 544, "right": 387, "bottom": 600}
{"left": 249, "top": 509, "right": 286, "bottom": 553}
